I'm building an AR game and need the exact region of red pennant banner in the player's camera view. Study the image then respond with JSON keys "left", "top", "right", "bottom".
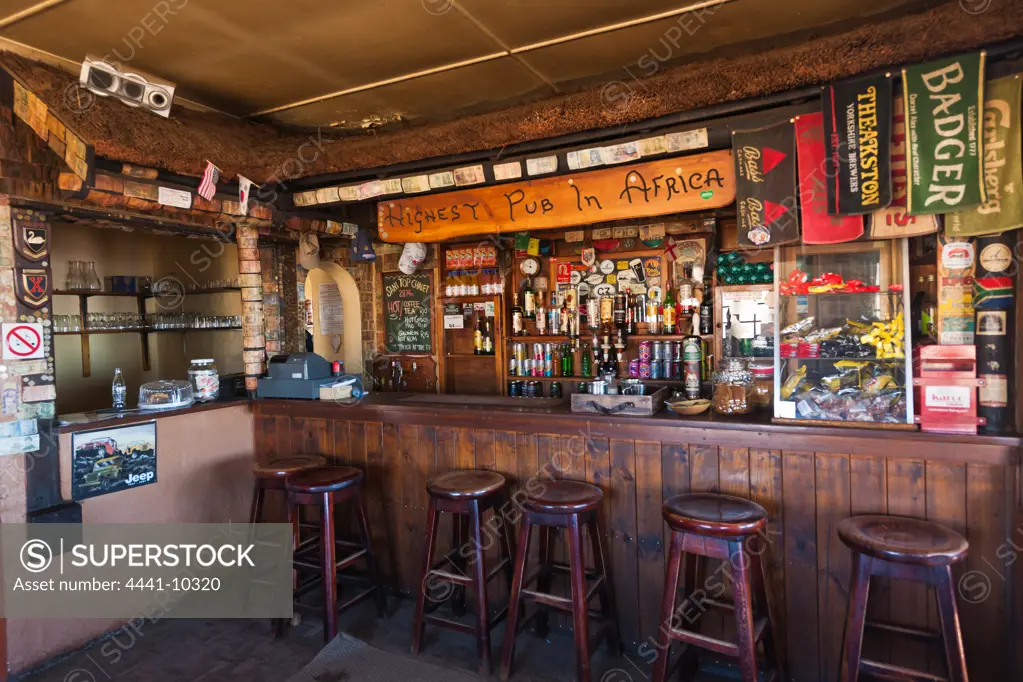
{"left": 795, "top": 113, "right": 864, "bottom": 245}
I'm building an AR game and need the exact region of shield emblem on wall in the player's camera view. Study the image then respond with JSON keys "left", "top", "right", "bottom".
{"left": 12, "top": 213, "right": 49, "bottom": 263}
{"left": 16, "top": 268, "right": 50, "bottom": 308}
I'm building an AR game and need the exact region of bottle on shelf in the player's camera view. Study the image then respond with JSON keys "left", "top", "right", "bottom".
{"left": 922, "top": 274, "right": 938, "bottom": 341}
{"left": 663, "top": 285, "right": 677, "bottom": 335}
{"left": 536, "top": 290, "right": 547, "bottom": 336}
{"left": 587, "top": 294, "right": 600, "bottom": 331}
{"left": 548, "top": 290, "right": 560, "bottom": 335}
{"left": 560, "top": 296, "right": 570, "bottom": 335}
{"left": 473, "top": 314, "right": 483, "bottom": 355}
{"left": 112, "top": 368, "right": 127, "bottom": 410}
{"left": 581, "top": 342, "right": 592, "bottom": 377}
{"left": 483, "top": 316, "right": 494, "bottom": 355}
{"left": 511, "top": 292, "right": 524, "bottom": 336}
{"left": 523, "top": 279, "right": 536, "bottom": 320}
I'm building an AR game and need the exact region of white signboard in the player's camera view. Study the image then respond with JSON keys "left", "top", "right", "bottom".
{"left": 157, "top": 186, "right": 192, "bottom": 209}
{"left": 2, "top": 322, "right": 44, "bottom": 360}
{"left": 317, "top": 282, "right": 343, "bottom": 335}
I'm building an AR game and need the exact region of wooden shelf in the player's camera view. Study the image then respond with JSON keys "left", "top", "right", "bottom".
{"left": 54, "top": 287, "right": 241, "bottom": 299}
{"left": 626, "top": 334, "right": 714, "bottom": 342}
{"left": 506, "top": 375, "right": 585, "bottom": 382}
{"left": 54, "top": 327, "right": 242, "bottom": 335}
{"left": 440, "top": 295, "right": 502, "bottom": 303}
{"left": 444, "top": 353, "right": 497, "bottom": 359}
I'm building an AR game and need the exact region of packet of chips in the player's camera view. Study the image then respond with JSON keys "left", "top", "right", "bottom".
{"left": 781, "top": 365, "right": 808, "bottom": 399}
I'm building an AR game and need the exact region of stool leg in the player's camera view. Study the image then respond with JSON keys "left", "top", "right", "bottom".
{"left": 589, "top": 513, "right": 619, "bottom": 654}
{"left": 729, "top": 540, "right": 759, "bottom": 682}
{"left": 653, "top": 530, "right": 684, "bottom": 682}
{"left": 452, "top": 513, "right": 468, "bottom": 617}
{"left": 932, "top": 565, "right": 968, "bottom": 682}
{"left": 838, "top": 552, "right": 872, "bottom": 682}
{"left": 412, "top": 496, "right": 440, "bottom": 656}
{"left": 320, "top": 492, "right": 338, "bottom": 643}
{"left": 535, "top": 525, "right": 554, "bottom": 638}
{"left": 500, "top": 510, "right": 533, "bottom": 682}
{"left": 499, "top": 494, "right": 517, "bottom": 592}
{"left": 249, "top": 480, "right": 265, "bottom": 524}
{"left": 273, "top": 493, "right": 299, "bottom": 639}
{"left": 470, "top": 499, "right": 492, "bottom": 676}
{"left": 568, "top": 514, "right": 592, "bottom": 682}
{"left": 749, "top": 539, "right": 781, "bottom": 677}
{"left": 355, "top": 488, "right": 387, "bottom": 617}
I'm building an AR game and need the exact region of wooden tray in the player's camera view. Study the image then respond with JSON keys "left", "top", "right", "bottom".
{"left": 571, "top": 386, "right": 669, "bottom": 417}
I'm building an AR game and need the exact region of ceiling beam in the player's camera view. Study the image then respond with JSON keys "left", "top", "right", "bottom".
{"left": 245, "top": 0, "right": 736, "bottom": 119}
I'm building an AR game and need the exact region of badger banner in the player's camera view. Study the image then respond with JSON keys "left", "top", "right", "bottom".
{"left": 795, "top": 113, "right": 865, "bottom": 244}
{"left": 903, "top": 52, "right": 986, "bottom": 214}
{"left": 734, "top": 121, "right": 800, "bottom": 247}
{"left": 946, "top": 75, "right": 1023, "bottom": 237}
{"left": 869, "top": 94, "right": 940, "bottom": 239}
{"left": 822, "top": 74, "right": 893, "bottom": 215}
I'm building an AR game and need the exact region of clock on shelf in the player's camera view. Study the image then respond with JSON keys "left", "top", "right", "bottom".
{"left": 520, "top": 257, "right": 540, "bottom": 276}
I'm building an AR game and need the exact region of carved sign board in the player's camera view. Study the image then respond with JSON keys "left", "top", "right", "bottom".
{"left": 376, "top": 150, "right": 735, "bottom": 243}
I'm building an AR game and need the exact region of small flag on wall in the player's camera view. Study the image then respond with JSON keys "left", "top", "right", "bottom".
{"left": 238, "top": 175, "right": 253, "bottom": 215}
{"left": 198, "top": 160, "right": 220, "bottom": 201}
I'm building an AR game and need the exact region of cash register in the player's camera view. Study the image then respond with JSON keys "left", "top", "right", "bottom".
{"left": 257, "top": 353, "right": 363, "bottom": 400}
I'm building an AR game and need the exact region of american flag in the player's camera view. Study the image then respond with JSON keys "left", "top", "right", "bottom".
{"left": 198, "top": 160, "right": 220, "bottom": 200}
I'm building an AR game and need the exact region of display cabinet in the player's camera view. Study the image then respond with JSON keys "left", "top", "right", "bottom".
{"left": 773, "top": 239, "right": 914, "bottom": 427}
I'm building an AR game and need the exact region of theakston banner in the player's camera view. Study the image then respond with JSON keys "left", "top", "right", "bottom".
{"left": 822, "top": 73, "right": 893, "bottom": 215}
{"left": 903, "top": 51, "right": 986, "bottom": 214}
{"left": 733, "top": 121, "right": 800, "bottom": 247}
{"left": 795, "top": 112, "right": 865, "bottom": 244}
{"left": 946, "top": 75, "right": 1023, "bottom": 237}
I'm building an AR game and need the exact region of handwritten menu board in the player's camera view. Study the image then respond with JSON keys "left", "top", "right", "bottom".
{"left": 384, "top": 272, "right": 432, "bottom": 353}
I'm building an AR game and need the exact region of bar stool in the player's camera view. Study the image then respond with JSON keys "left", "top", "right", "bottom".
{"left": 285, "top": 465, "right": 386, "bottom": 642}
{"left": 500, "top": 480, "right": 618, "bottom": 682}
{"left": 838, "top": 515, "right": 969, "bottom": 682}
{"left": 653, "top": 493, "right": 780, "bottom": 682}
{"left": 250, "top": 454, "right": 326, "bottom": 523}
{"left": 411, "top": 470, "right": 516, "bottom": 675}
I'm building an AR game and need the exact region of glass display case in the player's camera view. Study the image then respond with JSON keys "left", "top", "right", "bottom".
{"left": 773, "top": 240, "right": 914, "bottom": 427}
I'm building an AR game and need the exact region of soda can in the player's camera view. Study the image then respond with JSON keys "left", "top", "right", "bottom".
{"left": 639, "top": 361, "right": 652, "bottom": 378}
{"left": 667, "top": 359, "right": 680, "bottom": 379}
{"left": 653, "top": 341, "right": 666, "bottom": 361}
{"left": 550, "top": 382, "right": 563, "bottom": 398}
{"left": 629, "top": 359, "right": 640, "bottom": 378}
{"left": 508, "top": 381, "right": 522, "bottom": 396}
{"left": 670, "top": 341, "right": 683, "bottom": 361}
{"left": 509, "top": 359, "right": 518, "bottom": 377}
{"left": 650, "top": 359, "right": 663, "bottom": 379}
{"left": 638, "top": 341, "right": 652, "bottom": 361}
{"left": 544, "top": 343, "right": 554, "bottom": 376}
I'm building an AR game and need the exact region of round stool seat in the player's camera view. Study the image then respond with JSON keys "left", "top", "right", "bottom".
{"left": 428, "top": 470, "right": 506, "bottom": 499}
{"left": 525, "top": 480, "right": 602, "bottom": 514}
{"left": 838, "top": 515, "right": 968, "bottom": 567}
{"left": 286, "top": 466, "right": 363, "bottom": 494}
{"left": 663, "top": 493, "right": 767, "bottom": 537}
{"left": 254, "top": 454, "right": 327, "bottom": 479}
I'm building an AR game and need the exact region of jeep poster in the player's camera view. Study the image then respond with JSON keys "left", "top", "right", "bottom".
{"left": 71, "top": 421, "right": 157, "bottom": 501}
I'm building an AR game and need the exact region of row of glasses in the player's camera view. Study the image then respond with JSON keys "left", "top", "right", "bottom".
{"left": 53, "top": 315, "right": 83, "bottom": 332}
{"left": 86, "top": 313, "right": 147, "bottom": 330}
{"left": 149, "top": 313, "right": 241, "bottom": 330}
{"left": 186, "top": 278, "right": 242, "bottom": 293}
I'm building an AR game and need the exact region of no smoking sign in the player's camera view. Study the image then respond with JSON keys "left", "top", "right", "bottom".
{"left": 2, "top": 323, "right": 44, "bottom": 360}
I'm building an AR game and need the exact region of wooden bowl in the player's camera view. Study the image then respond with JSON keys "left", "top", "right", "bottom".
{"left": 665, "top": 399, "right": 711, "bottom": 416}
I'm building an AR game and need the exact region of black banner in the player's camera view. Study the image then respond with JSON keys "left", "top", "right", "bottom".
{"left": 822, "top": 74, "right": 893, "bottom": 215}
{"left": 733, "top": 121, "right": 800, "bottom": 247}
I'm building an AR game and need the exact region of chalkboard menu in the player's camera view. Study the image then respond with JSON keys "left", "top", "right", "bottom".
{"left": 383, "top": 272, "right": 432, "bottom": 353}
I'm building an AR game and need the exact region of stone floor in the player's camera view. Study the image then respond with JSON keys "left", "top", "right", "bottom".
{"left": 18, "top": 597, "right": 729, "bottom": 682}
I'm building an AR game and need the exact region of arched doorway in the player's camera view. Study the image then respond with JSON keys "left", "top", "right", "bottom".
{"left": 304, "top": 262, "right": 363, "bottom": 375}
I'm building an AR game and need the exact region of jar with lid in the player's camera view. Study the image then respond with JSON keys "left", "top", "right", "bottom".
{"left": 749, "top": 362, "right": 774, "bottom": 410}
{"left": 188, "top": 358, "right": 219, "bottom": 401}
{"left": 711, "top": 358, "right": 753, "bottom": 415}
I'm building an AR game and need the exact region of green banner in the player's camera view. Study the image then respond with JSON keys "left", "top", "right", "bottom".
{"left": 903, "top": 52, "right": 986, "bottom": 214}
{"left": 946, "top": 75, "right": 1023, "bottom": 237}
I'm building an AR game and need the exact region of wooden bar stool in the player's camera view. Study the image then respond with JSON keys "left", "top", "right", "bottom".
{"left": 838, "top": 515, "right": 969, "bottom": 682}
{"left": 411, "top": 470, "right": 515, "bottom": 675}
{"left": 250, "top": 454, "right": 326, "bottom": 523}
{"left": 285, "top": 465, "right": 386, "bottom": 642}
{"left": 500, "top": 480, "right": 618, "bottom": 682}
{"left": 653, "top": 493, "right": 780, "bottom": 682}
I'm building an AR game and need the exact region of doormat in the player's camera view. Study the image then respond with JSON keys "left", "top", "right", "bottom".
{"left": 288, "top": 633, "right": 483, "bottom": 682}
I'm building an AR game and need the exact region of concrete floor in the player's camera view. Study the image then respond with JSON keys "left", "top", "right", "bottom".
{"left": 18, "top": 597, "right": 728, "bottom": 682}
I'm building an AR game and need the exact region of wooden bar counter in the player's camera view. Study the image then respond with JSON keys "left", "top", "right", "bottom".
{"left": 254, "top": 395, "right": 1023, "bottom": 682}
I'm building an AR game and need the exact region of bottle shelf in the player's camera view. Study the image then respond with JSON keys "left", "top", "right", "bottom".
{"left": 55, "top": 288, "right": 241, "bottom": 298}
{"left": 445, "top": 353, "right": 496, "bottom": 359}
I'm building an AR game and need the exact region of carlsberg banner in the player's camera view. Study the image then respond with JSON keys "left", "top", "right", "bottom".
{"left": 903, "top": 52, "right": 986, "bottom": 214}
{"left": 946, "top": 75, "right": 1023, "bottom": 237}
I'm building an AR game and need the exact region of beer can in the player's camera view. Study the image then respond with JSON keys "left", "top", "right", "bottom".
{"left": 543, "top": 343, "right": 553, "bottom": 377}
{"left": 577, "top": 382, "right": 590, "bottom": 394}
{"left": 550, "top": 382, "right": 563, "bottom": 398}
{"left": 653, "top": 341, "right": 666, "bottom": 361}
{"left": 667, "top": 360, "right": 680, "bottom": 379}
{"left": 671, "top": 341, "right": 683, "bottom": 361}
{"left": 638, "top": 341, "right": 652, "bottom": 361}
{"left": 509, "top": 359, "right": 518, "bottom": 377}
{"left": 650, "top": 359, "right": 663, "bottom": 379}
{"left": 639, "top": 361, "right": 651, "bottom": 378}
{"left": 508, "top": 381, "right": 522, "bottom": 396}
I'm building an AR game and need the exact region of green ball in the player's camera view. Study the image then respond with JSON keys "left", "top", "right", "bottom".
{"left": 754, "top": 262, "right": 770, "bottom": 274}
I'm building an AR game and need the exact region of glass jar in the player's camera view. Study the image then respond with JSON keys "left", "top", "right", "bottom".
{"left": 66, "top": 260, "right": 84, "bottom": 290}
{"left": 188, "top": 358, "right": 219, "bottom": 402}
{"left": 749, "top": 362, "right": 774, "bottom": 410}
{"left": 84, "top": 261, "right": 102, "bottom": 291}
{"left": 711, "top": 358, "right": 754, "bottom": 415}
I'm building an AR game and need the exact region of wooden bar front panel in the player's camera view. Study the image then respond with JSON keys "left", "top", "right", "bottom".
{"left": 255, "top": 405, "right": 1020, "bottom": 682}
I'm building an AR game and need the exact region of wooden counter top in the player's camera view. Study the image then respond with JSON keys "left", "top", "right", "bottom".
{"left": 256, "top": 395, "right": 1021, "bottom": 466}
{"left": 57, "top": 398, "right": 251, "bottom": 434}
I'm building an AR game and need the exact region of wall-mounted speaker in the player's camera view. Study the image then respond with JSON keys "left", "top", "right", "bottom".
{"left": 79, "top": 56, "right": 176, "bottom": 118}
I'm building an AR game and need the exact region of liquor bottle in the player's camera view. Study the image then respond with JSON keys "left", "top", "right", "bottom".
{"left": 626, "top": 291, "right": 637, "bottom": 335}
{"left": 587, "top": 295, "right": 600, "bottom": 331}
{"left": 523, "top": 279, "right": 536, "bottom": 320}
{"left": 922, "top": 274, "right": 938, "bottom": 341}
{"left": 112, "top": 368, "right": 126, "bottom": 410}
{"left": 560, "top": 297, "right": 570, "bottom": 335}
{"left": 511, "top": 292, "right": 524, "bottom": 336}
{"left": 536, "top": 291, "right": 548, "bottom": 336}
{"left": 679, "top": 283, "right": 695, "bottom": 336}
{"left": 581, "top": 343, "right": 592, "bottom": 377}
{"left": 599, "top": 344, "right": 618, "bottom": 379}
{"left": 473, "top": 314, "right": 483, "bottom": 355}
{"left": 663, "top": 286, "right": 677, "bottom": 334}
{"left": 483, "top": 317, "right": 494, "bottom": 355}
